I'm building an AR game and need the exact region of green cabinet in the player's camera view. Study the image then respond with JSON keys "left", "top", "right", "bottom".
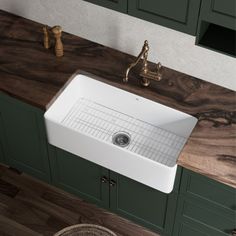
{"left": 84, "top": 0, "right": 128, "bottom": 13}
{"left": 173, "top": 169, "right": 236, "bottom": 236}
{"left": 198, "top": 0, "right": 236, "bottom": 30}
{"left": 49, "top": 145, "right": 181, "bottom": 235}
{"left": 48, "top": 146, "right": 110, "bottom": 208}
{"left": 109, "top": 170, "right": 181, "bottom": 235}
{"left": 128, "top": 0, "right": 201, "bottom": 35}
{"left": 0, "top": 93, "right": 51, "bottom": 182}
{"left": 196, "top": 0, "right": 236, "bottom": 57}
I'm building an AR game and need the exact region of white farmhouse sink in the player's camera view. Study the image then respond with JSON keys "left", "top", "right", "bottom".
{"left": 44, "top": 73, "right": 197, "bottom": 193}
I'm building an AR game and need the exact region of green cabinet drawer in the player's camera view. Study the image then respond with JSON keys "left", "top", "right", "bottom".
{"left": 174, "top": 197, "right": 236, "bottom": 236}
{"left": 0, "top": 93, "right": 51, "bottom": 182}
{"left": 48, "top": 146, "right": 109, "bottom": 208}
{"left": 128, "top": 0, "right": 201, "bottom": 35}
{"left": 84, "top": 0, "right": 128, "bottom": 13}
{"left": 180, "top": 169, "right": 236, "bottom": 211}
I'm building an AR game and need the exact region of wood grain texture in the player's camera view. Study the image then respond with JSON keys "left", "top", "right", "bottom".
{"left": 0, "top": 10, "right": 235, "bottom": 188}
{"left": 0, "top": 164, "right": 159, "bottom": 236}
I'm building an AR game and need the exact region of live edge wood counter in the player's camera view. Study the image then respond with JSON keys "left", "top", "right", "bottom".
{"left": 0, "top": 10, "right": 235, "bottom": 189}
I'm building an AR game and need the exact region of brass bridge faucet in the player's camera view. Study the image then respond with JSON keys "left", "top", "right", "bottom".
{"left": 123, "top": 40, "right": 163, "bottom": 87}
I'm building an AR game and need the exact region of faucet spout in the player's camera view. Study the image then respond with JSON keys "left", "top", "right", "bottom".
{"left": 123, "top": 40, "right": 149, "bottom": 83}
{"left": 123, "top": 40, "right": 163, "bottom": 87}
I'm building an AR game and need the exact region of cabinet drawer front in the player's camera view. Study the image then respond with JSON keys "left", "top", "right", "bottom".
{"left": 212, "top": 0, "right": 236, "bottom": 18}
{"left": 182, "top": 200, "right": 236, "bottom": 235}
{"left": 181, "top": 169, "right": 236, "bottom": 211}
{"left": 128, "top": 0, "right": 201, "bottom": 35}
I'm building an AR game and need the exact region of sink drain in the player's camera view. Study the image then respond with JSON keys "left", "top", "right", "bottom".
{"left": 112, "top": 131, "right": 131, "bottom": 148}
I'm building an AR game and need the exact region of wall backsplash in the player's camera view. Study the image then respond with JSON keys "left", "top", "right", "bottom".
{"left": 0, "top": 0, "right": 235, "bottom": 91}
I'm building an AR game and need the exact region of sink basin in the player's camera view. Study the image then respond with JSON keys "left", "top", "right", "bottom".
{"left": 44, "top": 73, "right": 197, "bottom": 193}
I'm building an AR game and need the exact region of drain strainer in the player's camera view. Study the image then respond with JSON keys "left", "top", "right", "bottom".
{"left": 112, "top": 131, "right": 131, "bottom": 148}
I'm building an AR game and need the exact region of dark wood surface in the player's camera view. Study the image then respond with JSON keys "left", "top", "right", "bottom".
{"left": 0, "top": 164, "right": 159, "bottom": 236}
{"left": 0, "top": 10, "right": 235, "bottom": 188}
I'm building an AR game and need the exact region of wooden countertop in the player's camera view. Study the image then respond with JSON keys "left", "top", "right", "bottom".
{"left": 0, "top": 10, "right": 235, "bottom": 189}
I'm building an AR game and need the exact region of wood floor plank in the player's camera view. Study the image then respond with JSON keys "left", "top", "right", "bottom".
{"left": 0, "top": 192, "right": 51, "bottom": 230}
{"left": 16, "top": 191, "right": 80, "bottom": 225}
{"left": 0, "top": 179, "right": 19, "bottom": 197}
{"left": 0, "top": 215, "right": 43, "bottom": 236}
{"left": 1, "top": 169, "right": 53, "bottom": 197}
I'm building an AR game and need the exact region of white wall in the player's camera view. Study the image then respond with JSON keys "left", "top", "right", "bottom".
{"left": 0, "top": 0, "right": 235, "bottom": 90}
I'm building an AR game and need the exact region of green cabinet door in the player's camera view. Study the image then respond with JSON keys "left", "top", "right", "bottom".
{"left": 199, "top": 0, "right": 236, "bottom": 30}
{"left": 109, "top": 170, "right": 181, "bottom": 235}
{"left": 196, "top": 0, "right": 236, "bottom": 57}
{"left": 84, "top": 0, "right": 128, "bottom": 13}
{"left": 173, "top": 169, "right": 236, "bottom": 236}
{"left": 128, "top": 0, "right": 201, "bottom": 35}
{"left": 0, "top": 93, "right": 51, "bottom": 182}
{"left": 48, "top": 146, "right": 110, "bottom": 208}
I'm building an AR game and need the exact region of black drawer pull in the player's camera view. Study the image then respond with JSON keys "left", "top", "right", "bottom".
{"left": 100, "top": 176, "right": 108, "bottom": 184}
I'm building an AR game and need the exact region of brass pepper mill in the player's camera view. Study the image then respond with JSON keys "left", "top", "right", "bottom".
{"left": 43, "top": 25, "right": 51, "bottom": 49}
{"left": 51, "top": 25, "right": 64, "bottom": 57}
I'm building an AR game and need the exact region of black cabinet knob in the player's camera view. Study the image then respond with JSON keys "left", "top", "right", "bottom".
{"left": 100, "top": 176, "right": 108, "bottom": 184}
{"left": 109, "top": 180, "right": 116, "bottom": 187}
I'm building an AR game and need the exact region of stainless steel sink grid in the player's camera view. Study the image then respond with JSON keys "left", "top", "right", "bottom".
{"left": 61, "top": 97, "right": 187, "bottom": 167}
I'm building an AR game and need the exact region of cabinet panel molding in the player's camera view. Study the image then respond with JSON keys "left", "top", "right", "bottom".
{"left": 212, "top": 0, "right": 236, "bottom": 18}
{"left": 0, "top": 93, "right": 51, "bottom": 182}
{"left": 128, "top": 0, "right": 201, "bottom": 35}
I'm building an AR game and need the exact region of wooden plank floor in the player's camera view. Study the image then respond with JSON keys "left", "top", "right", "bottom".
{"left": 0, "top": 164, "right": 160, "bottom": 236}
